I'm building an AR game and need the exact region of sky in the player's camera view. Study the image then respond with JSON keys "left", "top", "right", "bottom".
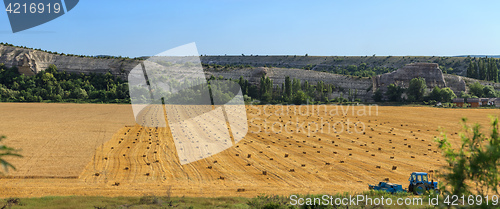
{"left": 0, "top": 0, "right": 499, "bottom": 57}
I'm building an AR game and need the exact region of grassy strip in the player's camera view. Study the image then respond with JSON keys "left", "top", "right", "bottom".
{"left": 0, "top": 191, "right": 441, "bottom": 209}
{"left": 1, "top": 196, "right": 249, "bottom": 209}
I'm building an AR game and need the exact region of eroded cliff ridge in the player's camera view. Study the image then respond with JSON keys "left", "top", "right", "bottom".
{"left": 2, "top": 44, "right": 498, "bottom": 102}
{"left": 373, "top": 63, "right": 447, "bottom": 91}
{"left": 0, "top": 45, "right": 140, "bottom": 78}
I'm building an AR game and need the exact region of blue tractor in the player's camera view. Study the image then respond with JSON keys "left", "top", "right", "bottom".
{"left": 407, "top": 172, "right": 439, "bottom": 195}
{"left": 369, "top": 172, "right": 438, "bottom": 195}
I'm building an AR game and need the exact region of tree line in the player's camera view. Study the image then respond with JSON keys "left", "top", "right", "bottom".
{"left": 0, "top": 64, "right": 130, "bottom": 103}
{"left": 246, "top": 74, "right": 360, "bottom": 104}
{"left": 373, "top": 77, "right": 457, "bottom": 103}
{"left": 466, "top": 57, "right": 499, "bottom": 82}
{"left": 458, "top": 81, "right": 500, "bottom": 99}
{"left": 3, "top": 64, "right": 497, "bottom": 105}
{"left": 1, "top": 64, "right": 361, "bottom": 105}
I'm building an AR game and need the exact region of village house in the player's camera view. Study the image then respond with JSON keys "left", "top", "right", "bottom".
{"left": 452, "top": 98, "right": 465, "bottom": 107}
{"left": 480, "top": 98, "right": 489, "bottom": 106}
{"left": 467, "top": 98, "right": 480, "bottom": 108}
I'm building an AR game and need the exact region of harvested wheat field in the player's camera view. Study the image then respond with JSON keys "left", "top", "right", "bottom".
{"left": 0, "top": 103, "right": 499, "bottom": 198}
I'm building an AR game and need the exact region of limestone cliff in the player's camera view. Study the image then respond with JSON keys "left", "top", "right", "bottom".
{"left": 373, "top": 63, "right": 446, "bottom": 92}
{"left": 373, "top": 63, "right": 500, "bottom": 96}
{"left": 200, "top": 55, "right": 470, "bottom": 75}
{"left": 0, "top": 45, "right": 140, "bottom": 78}
{"left": 205, "top": 67, "right": 374, "bottom": 101}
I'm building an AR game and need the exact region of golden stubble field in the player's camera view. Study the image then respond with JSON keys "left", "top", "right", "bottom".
{"left": 0, "top": 103, "right": 499, "bottom": 198}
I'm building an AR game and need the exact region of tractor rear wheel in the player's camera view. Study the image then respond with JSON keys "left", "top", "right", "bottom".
{"left": 413, "top": 184, "right": 425, "bottom": 195}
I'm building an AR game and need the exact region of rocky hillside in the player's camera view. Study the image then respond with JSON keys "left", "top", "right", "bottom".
{"left": 1, "top": 44, "right": 499, "bottom": 102}
{"left": 0, "top": 44, "right": 476, "bottom": 78}
{"left": 0, "top": 44, "right": 140, "bottom": 79}
{"left": 373, "top": 63, "right": 447, "bottom": 92}
{"left": 205, "top": 67, "right": 374, "bottom": 100}
{"left": 373, "top": 63, "right": 500, "bottom": 96}
{"left": 200, "top": 55, "right": 470, "bottom": 75}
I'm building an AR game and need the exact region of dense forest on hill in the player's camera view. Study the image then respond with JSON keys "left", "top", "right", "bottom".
{"left": 0, "top": 64, "right": 345, "bottom": 104}
{"left": 466, "top": 57, "right": 499, "bottom": 82}
{"left": 0, "top": 64, "right": 130, "bottom": 103}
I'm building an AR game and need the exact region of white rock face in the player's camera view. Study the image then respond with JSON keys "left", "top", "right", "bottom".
{"left": 205, "top": 67, "right": 374, "bottom": 101}
{"left": 0, "top": 45, "right": 140, "bottom": 79}
{"left": 373, "top": 63, "right": 447, "bottom": 92}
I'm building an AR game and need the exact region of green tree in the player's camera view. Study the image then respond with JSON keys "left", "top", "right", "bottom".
{"left": 0, "top": 135, "right": 22, "bottom": 174}
{"left": 488, "top": 58, "right": 498, "bottom": 82}
{"left": 478, "top": 59, "right": 487, "bottom": 80}
{"left": 292, "top": 90, "right": 309, "bottom": 105}
{"left": 436, "top": 117, "right": 500, "bottom": 198}
{"left": 292, "top": 78, "right": 301, "bottom": 93}
{"left": 439, "top": 87, "right": 456, "bottom": 103}
{"left": 302, "top": 80, "right": 310, "bottom": 93}
{"left": 469, "top": 82, "right": 484, "bottom": 97}
{"left": 237, "top": 76, "right": 251, "bottom": 98}
{"left": 474, "top": 61, "right": 479, "bottom": 79}
{"left": 407, "top": 77, "right": 427, "bottom": 102}
{"left": 386, "top": 84, "right": 404, "bottom": 102}
{"left": 466, "top": 61, "right": 474, "bottom": 78}
{"left": 70, "top": 88, "right": 88, "bottom": 100}
{"left": 372, "top": 88, "right": 383, "bottom": 102}
{"left": 483, "top": 85, "right": 497, "bottom": 98}
{"left": 259, "top": 75, "right": 273, "bottom": 103}
{"left": 429, "top": 86, "right": 442, "bottom": 102}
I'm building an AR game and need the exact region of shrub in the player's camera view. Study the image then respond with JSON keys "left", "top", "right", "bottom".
{"left": 435, "top": 117, "right": 500, "bottom": 197}
{"left": 0, "top": 135, "right": 22, "bottom": 174}
{"left": 246, "top": 195, "right": 290, "bottom": 209}
{"left": 439, "top": 87, "right": 456, "bottom": 102}
{"left": 386, "top": 84, "right": 404, "bottom": 102}
{"left": 407, "top": 77, "right": 426, "bottom": 102}
{"left": 469, "top": 82, "right": 484, "bottom": 97}
{"left": 372, "top": 89, "right": 383, "bottom": 102}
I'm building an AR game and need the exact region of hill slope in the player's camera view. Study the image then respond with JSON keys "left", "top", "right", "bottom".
{"left": 201, "top": 55, "right": 471, "bottom": 75}
{"left": 0, "top": 43, "right": 476, "bottom": 78}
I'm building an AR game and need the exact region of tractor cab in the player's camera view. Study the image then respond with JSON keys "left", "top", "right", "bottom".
{"left": 409, "top": 172, "right": 429, "bottom": 184}
{"left": 407, "top": 172, "right": 438, "bottom": 195}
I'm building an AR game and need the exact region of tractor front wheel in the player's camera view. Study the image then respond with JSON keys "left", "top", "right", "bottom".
{"left": 413, "top": 184, "right": 425, "bottom": 195}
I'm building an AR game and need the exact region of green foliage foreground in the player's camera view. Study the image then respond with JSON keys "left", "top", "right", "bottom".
{"left": 1, "top": 191, "right": 425, "bottom": 209}
{"left": 0, "top": 135, "right": 22, "bottom": 174}
{"left": 436, "top": 117, "right": 500, "bottom": 198}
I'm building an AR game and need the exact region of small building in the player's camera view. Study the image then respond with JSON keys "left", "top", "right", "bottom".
{"left": 467, "top": 98, "right": 480, "bottom": 108}
{"left": 452, "top": 98, "right": 465, "bottom": 107}
{"left": 496, "top": 98, "right": 500, "bottom": 108}
{"left": 480, "top": 98, "right": 489, "bottom": 106}
{"left": 488, "top": 98, "right": 497, "bottom": 106}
